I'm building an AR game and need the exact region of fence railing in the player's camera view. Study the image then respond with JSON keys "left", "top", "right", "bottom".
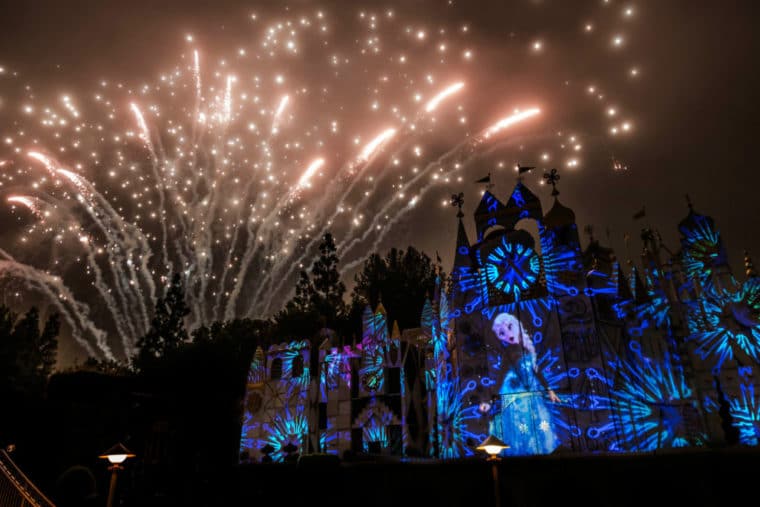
{"left": 0, "top": 449, "right": 56, "bottom": 507}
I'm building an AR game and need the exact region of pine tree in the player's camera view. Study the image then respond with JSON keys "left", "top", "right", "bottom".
{"left": 133, "top": 272, "right": 191, "bottom": 371}
{"left": 292, "top": 269, "right": 315, "bottom": 313}
{"left": 310, "top": 232, "right": 346, "bottom": 329}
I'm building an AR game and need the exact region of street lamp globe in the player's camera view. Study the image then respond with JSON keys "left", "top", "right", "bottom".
{"left": 99, "top": 443, "right": 136, "bottom": 507}
{"left": 477, "top": 435, "right": 509, "bottom": 460}
{"left": 99, "top": 443, "right": 135, "bottom": 467}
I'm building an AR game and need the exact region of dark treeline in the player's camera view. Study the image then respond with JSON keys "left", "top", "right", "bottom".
{"left": 1, "top": 233, "right": 443, "bottom": 507}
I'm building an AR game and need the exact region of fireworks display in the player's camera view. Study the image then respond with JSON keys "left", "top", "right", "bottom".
{"left": 0, "top": 1, "right": 750, "bottom": 364}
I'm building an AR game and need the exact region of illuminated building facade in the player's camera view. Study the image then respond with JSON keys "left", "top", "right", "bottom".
{"left": 239, "top": 176, "right": 760, "bottom": 462}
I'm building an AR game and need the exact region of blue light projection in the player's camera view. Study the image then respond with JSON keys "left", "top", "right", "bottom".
{"left": 483, "top": 236, "right": 540, "bottom": 299}
{"left": 679, "top": 213, "right": 727, "bottom": 281}
{"left": 354, "top": 399, "right": 398, "bottom": 452}
{"left": 276, "top": 340, "right": 311, "bottom": 394}
{"left": 261, "top": 406, "right": 310, "bottom": 462}
{"left": 320, "top": 346, "right": 354, "bottom": 398}
{"left": 685, "top": 277, "right": 760, "bottom": 374}
{"left": 601, "top": 348, "right": 706, "bottom": 451}
{"left": 725, "top": 379, "right": 760, "bottom": 445}
{"left": 539, "top": 225, "right": 582, "bottom": 297}
{"left": 434, "top": 372, "right": 471, "bottom": 459}
{"left": 239, "top": 179, "right": 760, "bottom": 463}
{"left": 359, "top": 306, "right": 388, "bottom": 393}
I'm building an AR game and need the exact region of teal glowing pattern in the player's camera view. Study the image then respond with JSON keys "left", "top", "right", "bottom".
{"left": 539, "top": 225, "right": 582, "bottom": 297}
{"left": 320, "top": 346, "right": 354, "bottom": 398}
{"left": 604, "top": 350, "right": 706, "bottom": 451}
{"left": 261, "top": 406, "right": 310, "bottom": 462}
{"left": 632, "top": 290, "right": 671, "bottom": 333}
{"left": 727, "top": 380, "right": 760, "bottom": 446}
{"left": 685, "top": 279, "right": 760, "bottom": 373}
{"left": 435, "top": 374, "right": 469, "bottom": 458}
{"left": 483, "top": 236, "right": 540, "bottom": 298}
{"left": 456, "top": 253, "right": 492, "bottom": 314}
{"left": 276, "top": 340, "right": 311, "bottom": 394}
{"left": 679, "top": 213, "right": 727, "bottom": 281}
{"left": 355, "top": 400, "right": 397, "bottom": 452}
{"left": 248, "top": 346, "right": 265, "bottom": 384}
{"left": 318, "top": 421, "right": 340, "bottom": 455}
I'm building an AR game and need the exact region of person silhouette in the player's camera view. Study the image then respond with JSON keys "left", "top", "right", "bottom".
{"left": 54, "top": 465, "right": 99, "bottom": 507}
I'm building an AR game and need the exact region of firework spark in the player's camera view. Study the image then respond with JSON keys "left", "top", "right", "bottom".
{"left": 0, "top": 3, "right": 641, "bottom": 362}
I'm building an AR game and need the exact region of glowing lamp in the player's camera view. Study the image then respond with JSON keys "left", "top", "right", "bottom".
{"left": 99, "top": 443, "right": 135, "bottom": 467}
{"left": 477, "top": 435, "right": 509, "bottom": 461}
{"left": 99, "top": 443, "right": 136, "bottom": 507}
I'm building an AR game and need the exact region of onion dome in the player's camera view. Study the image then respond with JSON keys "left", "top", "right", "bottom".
{"left": 543, "top": 198, "right": 576, "bottom": 229}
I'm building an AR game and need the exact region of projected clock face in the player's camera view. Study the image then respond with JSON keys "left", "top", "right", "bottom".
{"left": 483, "top": 237, "right": 540, "bottom": 297}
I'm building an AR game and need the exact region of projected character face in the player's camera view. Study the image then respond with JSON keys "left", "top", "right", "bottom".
{"left": 492, "top": 312, "right": 521, "bottom": 345}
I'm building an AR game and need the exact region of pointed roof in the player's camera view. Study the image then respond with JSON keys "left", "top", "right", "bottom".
{"left": 543, "top": 197, "right": 576, "bottom": 229}
{"left": 677, "top": 198, "right": 728, "bottom": 268}
{"left": 391, "top": 320, "right": 401, "bottom": 340}
{"left": 474, "top": 190, "right": 508, "bottom": 241}
{"left": 452, "top": 216, "right": 472, "bottom": 268}
{"left": 504, "top": 181, "right": 543, "bottom": 225}
{"left": 473, "top": 182, "right": 545, "bottom": 241}
{"left": 630, "top": 266, "right": 650, "bottom": 304}
{"left": 616, "top": 263, "right": 633, "bottom": 301}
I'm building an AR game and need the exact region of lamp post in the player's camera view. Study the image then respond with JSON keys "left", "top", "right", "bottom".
{"left": 98, "top": 443, "right": 135, "bottom": 507}
{"left": 477, "top": 435, "right": 509, "bottom": 507}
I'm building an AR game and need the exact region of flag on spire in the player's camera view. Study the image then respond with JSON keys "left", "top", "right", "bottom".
{"left": 632, "top": 206, "right": 646, "bottom": 220}
{"left": 475, "top": 173, "right": 491, "bottom": 184}
{"left": 517, "top": 163, "right": 535, "bottom": 174}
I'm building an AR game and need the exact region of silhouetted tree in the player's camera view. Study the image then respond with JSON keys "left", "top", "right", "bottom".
{"left": 275, "top": 233, "right": 347, "bottom": 338}
{"left": 292, "top": 269, "right": 315, "bottom": 313}
{"left": 347, "top": 246, "right": 441, "bottom": 332}
{"left": 0, "top": 305, "right": 59, "bottom": 395}
{"left": 310, "top": 232, "right": 346, "bottom": 329}
{"left": 133, "top": 272, "right": 190, "bottom": 371}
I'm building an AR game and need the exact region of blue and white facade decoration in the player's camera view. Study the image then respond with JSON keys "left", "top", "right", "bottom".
{"left": 240, "top": 177, "right": 760, "bottom": 462}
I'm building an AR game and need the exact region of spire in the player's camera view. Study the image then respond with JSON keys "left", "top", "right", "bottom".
{"left": 391, "top": 320, "right": 401, "bottom": 341}
{"left": 745, "top": 250, "right": 757, "bottom": 278}
{"left": 685, "top": 193, "right": 694, "bottom": 213}
{"left": 543, "top": 168, "right": 560, "bottom": 197}
{"left": 616, "top": 263, "right": 633, "bottom": 301}
{"left": 450, "top": 192, "right": 464, "bottom": 219}
{"left": 584, "top": 224, "right": 595, "bottom": 244}
{"left": 375, "top": 293, "right": 386, "bottom": 316}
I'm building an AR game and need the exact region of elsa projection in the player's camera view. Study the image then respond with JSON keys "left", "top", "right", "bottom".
{"left": 489, "top": 311, "right": 560, "bottom": 455}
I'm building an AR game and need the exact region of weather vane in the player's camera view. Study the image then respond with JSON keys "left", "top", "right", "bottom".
{"left": 450, "top": 192, "right": 464, "bottom": 218}
{"left": 543, "top": 168, "right": 560, "bottom": 196}
{"left": 685, "top": 193, "right": 693, "bottom": 212}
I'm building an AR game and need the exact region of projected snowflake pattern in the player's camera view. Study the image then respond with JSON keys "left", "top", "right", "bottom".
{"left": 603, "top": 351, "right": 707, "bottom": 451}
{"left": 685, "top": 278, "right": 760, "bottom": 373}
{"left": 261, "top": 407, "right": 310, "bottom": 463}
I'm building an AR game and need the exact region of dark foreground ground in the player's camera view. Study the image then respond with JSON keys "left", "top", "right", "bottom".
{"left": 216, "top": 447, "right": 754, "bottom": 507}
{"left": 45, "top": 446, "right": 756, "bottom": 506}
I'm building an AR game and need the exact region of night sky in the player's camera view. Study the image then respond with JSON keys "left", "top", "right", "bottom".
{"left": 0, "top": 0, "right": 757, "bottom": 367}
